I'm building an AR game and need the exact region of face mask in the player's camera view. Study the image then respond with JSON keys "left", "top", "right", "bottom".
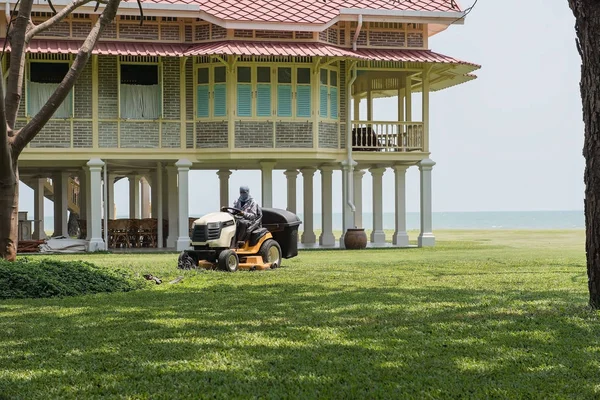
{"left": 239, "top": 192, "right": 249, "bottom": 202}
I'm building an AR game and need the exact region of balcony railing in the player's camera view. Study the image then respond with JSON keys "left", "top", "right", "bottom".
{"left": 351, "top": 121, "right": 424, "bottom": 152}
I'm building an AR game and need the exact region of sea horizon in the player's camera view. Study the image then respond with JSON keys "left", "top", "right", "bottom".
{"left": 40, "top": 210, "right": 585, "bottom": 231}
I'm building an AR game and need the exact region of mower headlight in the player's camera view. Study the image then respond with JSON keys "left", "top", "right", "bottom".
{"left": 207, "top": 222, "right": 220, "bottom": 229}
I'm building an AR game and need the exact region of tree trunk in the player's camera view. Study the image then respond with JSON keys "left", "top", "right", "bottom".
{"left": 0, "top": 165, "right": 18, "bottom": 261}
{"left": 569, "top": 0, "right": 600, "bottom": 308}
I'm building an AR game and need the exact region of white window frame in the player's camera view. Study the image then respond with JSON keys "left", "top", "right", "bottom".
{"left": 26, "top": 57, "right": 75, "bottom": 119}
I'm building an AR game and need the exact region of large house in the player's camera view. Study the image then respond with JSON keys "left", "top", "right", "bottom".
{"left": 12, "top": 0, "right": 479, "bottom": 251}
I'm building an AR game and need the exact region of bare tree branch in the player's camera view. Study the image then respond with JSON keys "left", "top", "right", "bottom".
{"left": 5, "top": 0, "right": 34, "bottom": 129}
{"left": 25, "top": 0, "right": 93, "bottom": 42}
{"left": 13, "top": 0, "right": 122, "bottom": 154}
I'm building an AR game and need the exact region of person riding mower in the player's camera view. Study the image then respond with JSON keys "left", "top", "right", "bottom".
{"left": 178, "top": 204, "right": 301, "bottom": 272}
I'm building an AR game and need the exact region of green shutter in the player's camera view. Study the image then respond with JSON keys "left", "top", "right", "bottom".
{"left": 214, "top": 83, "right": 227, "bottom": 117}
{"left": 277, "top": 85, "right": 292, "bottom": 117}
{"left": 320, "top": 85, "right": 328, "bottom": 117}
{"left": 330, "top": 87, "right": 338, "bottom": 119}
{"left": 197, "top": 85, "right": 209, "bottom": 117}
{"left": 237, "top": 84, "right": 252, "bottom": 117}
{"left": 256, "top": 84, "right": 271, "bottom": 117}
{"left": 296, "top": 85, "right": 311, "bottom": 118}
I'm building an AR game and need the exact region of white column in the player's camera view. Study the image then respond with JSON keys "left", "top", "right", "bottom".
{"left": 161, "top": 169, "right": 169, "bottom": 247}
{"left": 32, "top": 178, "right": 45, "bottom": 240}
{"left": 156, "top": 163, "right": 164, "bottom": 248}
{"left": 422, "top": 67, "right": 431, "bottom": 153}
{"left": 151, "top": 170, "right": 159, "bottom": 218}
{"left": 370, "top": 167, "right": 386, "bottom": 244}
{"left": 217, "top": 169, "right": 231, "bottom": 208}
{"left": 353, "top": 169, "right": 365, "bottom": 228}
{"left": 405, "top": 75, "right": 412, "bottom": 122}
{"left": 393, "top": 165, "right": 410, "bottom": 247}
{"left": 166, "top": 166, "right": 178, "bottom": 248}
{"left": 129, "top": 175, "right": 140, "bottom": 219}
{"left": 284, "top": 169, "right": 299, "bottom": 214}
{"left": 353, "top": 96, "right": 360, "bottom": 120}
{"left": 319, "top": 166, "right": 335, "bottom": 246}
{"left": 78, "top": 172, "right": 87, "bottom": 240}
{"left": 418, "top": 159, "right": 436, "bottom": 247}
{"left": 340, "top": 160, "right": 356, "bottom": 248}
{"left": 367, "top": 82, "right": 373, "bottom": 122}
{"left": 300, "top": 168, "right": 316, "bottom": 244}
{"left": 176, "top": 159, "right": 192, "bottom": 251}
{"left": 261, "top": 161, "right": 276, "bottom": 208}
{"left": 53, "top": 171, "right": 69, "bottom": 237}
{"left": 83, "top": 167, "right": 92, "bottom": 240}
{"left": 107, "top": 173, "right": 117, "bottom": 220}
{"left": 87, "top": 159, "right": 106, "bottom": 251}
{"left": 141, "top": 178, "right": 151, "bottom": 218}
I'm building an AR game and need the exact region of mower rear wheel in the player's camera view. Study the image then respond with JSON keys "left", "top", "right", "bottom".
{"left": 259, "top": 239, "right": 282, "bottom": 269}
{"left": 218, "top": 249, "right": 239, "bottom": 272}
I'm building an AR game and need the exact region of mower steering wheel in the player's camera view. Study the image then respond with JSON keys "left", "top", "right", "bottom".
{"left": 221, "top": 206, "right": 244, "bottom": 216}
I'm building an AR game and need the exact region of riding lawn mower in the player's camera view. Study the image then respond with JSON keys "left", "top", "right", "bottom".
{"left": 178, "top": 207, "right": 301, "bottom": 272}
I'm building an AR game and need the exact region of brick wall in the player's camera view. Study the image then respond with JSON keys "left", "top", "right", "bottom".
{"left": 350, "top": 30, "right": 367, "bottom": 46}
{"left": 369, "top": 31, "right": 406, "bottom": 47}
{"left": 30, "top": 120, "right": 71, "bottom": 148}
{"left": 186, "top": 122, "right": 194, "bottom": 149}
{"left": 195, "top": 24, "right": 210, "bottom": 41}
{"left": 255, "top": 30, "right": 293, "bottom": 39}
{"left": 295, "top": 31, "right": 313, "bottom": 40}
{"left": 100, "top": 21, "right": 117, "bottom": 39}
{"left": 74, "top": 62, "right": 92, "bottom": 119}
{"left": 185, "top": 25, "right": 193, "bottom": 42}
{"left": 234, "top": 30, "right": 253, "bottom": 38}
{"left": 119, "top": 23, "right": 159, "bottom": 41}
{"left": 72, "top": 21, "right": 92, "bottom": 38}
{"left": 120, "top": 122, "right": 159, "bottom": 147}
{"left": 160, "top": 25, "right": 180, "bottom": 41}
{"left": 99, "top": 122, "right": 118, "bottom": 147}
{"left": 73, "top": 121, "right": 92, "bottom": 148}
{"left": 197, "top": 122, "right": 228, "bottom": 148}
{"left": 327, "top": 28, "right": 338, "bottom": 45}
{"left": 98, "top": 56, "right": 117, "bottom": 119}
{"left": 407, "top": 33, "right": 424, "bottom": 48}
{"left": 235, "top": 121, "right": 272, "bottom": 148}
{"left": 275, "top": 122, "right": 312, "bottom": 148}
{"left": 211, "top": 25, "right": 227, "bottom": 39}
{"left": 161, "top": 122, "right": 180, "bottom": 148}
{"left": 319, "top": 31, "right": 327, "bottom": 42}
{"left": 339, "top": 29, "right": 346, "bottom": 46}
{"left": 339, "top": 60, "right": 346, "bottom": 124}
{"left": 340, "top": 123, "right": 346, "bottom": 148}
{"left": 162, "top": 57, "right": 180, "bottom": 119}
{"left": 36, "top": 21, "right": 70, "bottom": 37}
{"left": 319, "top": 122, "right": 338, "bottom": 149}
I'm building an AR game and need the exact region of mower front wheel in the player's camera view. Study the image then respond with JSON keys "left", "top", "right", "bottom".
{"left": 259, "top": 239, "right": 282, "bottom": 269}
{"left": 218, "top": 249, "right": 239, "bottom": 272}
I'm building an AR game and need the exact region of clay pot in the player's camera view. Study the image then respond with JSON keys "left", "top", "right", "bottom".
{"left": 344, "top": 228, "right": 367, "bottom": 250}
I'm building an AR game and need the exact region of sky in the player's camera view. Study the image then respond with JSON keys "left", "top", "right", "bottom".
{"left": 18, "top": 0, "right": 585, "bottom": 217}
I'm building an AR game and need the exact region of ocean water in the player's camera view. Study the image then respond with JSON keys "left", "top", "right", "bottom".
{"left": 42, "top": 210, "right": 585, "bottom": 231}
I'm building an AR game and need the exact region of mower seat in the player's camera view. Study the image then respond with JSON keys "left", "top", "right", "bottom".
{"left": 249, "top": 227, "right": 269, "bottom": 247}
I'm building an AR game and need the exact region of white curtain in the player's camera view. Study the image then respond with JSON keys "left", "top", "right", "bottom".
{"left": 120, "top": 84, "right": 160, "bottom": 119}
{"left": 28, "top": 81, "right": 72, "bottom": 118}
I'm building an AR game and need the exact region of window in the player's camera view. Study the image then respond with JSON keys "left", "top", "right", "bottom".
{"left": 237, "top": 66, "right": 252, "bottom": 117}
{"left": 197, "top": 65, "right": 226, "bottom": 118}
{"left": 319, "top": 68, "right": 338, "bottom": 119}
{"left": 256, "top": 66, "right": 271, "bottom": 117}
{"left": 120, "top": 64, "right": 161, "bottom": 119}
{"left": 27, "top": 62, "right": 72, "bottom": 118}
{"left": 276, "top": 66, "right": 311, "bottom": 118}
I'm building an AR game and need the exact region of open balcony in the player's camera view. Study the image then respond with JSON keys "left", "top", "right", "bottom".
{"left": 351, "top": 121, "right": 423, "bottom": 152}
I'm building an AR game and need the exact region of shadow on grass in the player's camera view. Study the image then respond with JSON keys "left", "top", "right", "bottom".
{"left": 1, "top": 283, "right": 598, "bottom": 399}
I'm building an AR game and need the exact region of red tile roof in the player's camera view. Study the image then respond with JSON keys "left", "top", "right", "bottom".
{"left": 20, "top": 40, "right": 188, "bottom": 56}
{"left": 185, "top": 41, "right": 358, "bottom": 58}
{"left": 11, "top": 40, "right": 479, "bottom": 74}
{"left": 140, "top": 0, "right": 462, "bottom": 24}
{"left": 354, "top": 48, "right": 480, "bottom": 71}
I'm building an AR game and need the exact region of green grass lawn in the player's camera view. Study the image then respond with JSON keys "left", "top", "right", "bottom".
{"left": 1, "top": 230, "right": 598, "bottom": 399}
